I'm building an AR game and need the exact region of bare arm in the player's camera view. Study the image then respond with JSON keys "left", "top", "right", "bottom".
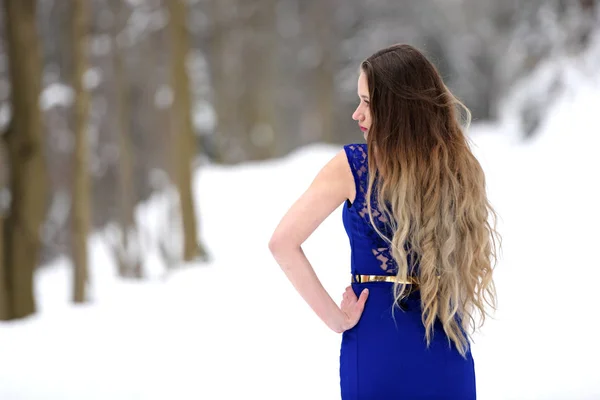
{"left": 268, "top": 149, "right": 366, "bottom": 333}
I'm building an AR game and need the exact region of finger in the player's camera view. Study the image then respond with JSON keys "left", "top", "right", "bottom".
{"left": 346, "top": 287, "right": 358, "bottom": 301}
{"left": 342, "top": 299, "right": 351, "bottom": 311}
{"left": 357, "top": 288, "right": 369, "bottom": 308}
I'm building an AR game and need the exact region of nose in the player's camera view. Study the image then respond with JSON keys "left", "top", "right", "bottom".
{"left": 352, "top": 106, "right": 363, "bottom": 122}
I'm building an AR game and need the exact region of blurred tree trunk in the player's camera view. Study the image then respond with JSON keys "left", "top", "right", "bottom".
{"left": 111, "top": 0, "right": 142, "bottom": 278}
{"left": 209, "top": 0, "right": 227, "bottom": 163}
{"left": 242, "top": 1, "right": 277, "bottom": 160}
{"left": 1, "top": 0, "right": 46, "bottom": 320}
{"left": 0, "top": 215, "right": 5, "bottom": 319}
{"left": 168, "top": 0, "right": 207, "bottom": 262}
{"left": 209, "top": 0, "right": 243, "bottom": 163}
{"left": 147, "top": 21, "right": 178, "bottom": 269}
{"left": 0, "top": 140, "right": 8, "bottom": 319}
{"left": 71, "top": 0, "right": 90, "bottom": 303}
{"left": 149, "top": 27, "right": 172, "bottom": 182}
{"left": 311, "top": 0, "right": 335, "bottom": 144}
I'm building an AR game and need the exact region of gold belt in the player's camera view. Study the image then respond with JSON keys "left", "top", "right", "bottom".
{"left": 351, "top": 274, "right": 418, "bottom": 285}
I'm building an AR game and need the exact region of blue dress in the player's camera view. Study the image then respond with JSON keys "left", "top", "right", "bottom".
{"left": 340, "top": 144, "right": 476, "bottom": 400}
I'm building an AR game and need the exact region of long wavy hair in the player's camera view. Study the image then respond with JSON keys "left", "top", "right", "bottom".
{"left": 362, "top": 44, "right": 500, "bottom": 357}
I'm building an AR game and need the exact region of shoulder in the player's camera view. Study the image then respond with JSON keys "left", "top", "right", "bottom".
{"left": 316, "top": 143, "right": 367, "bottom": 185}
{"left": 296, "top": 147, "right": 354, "bottom": 205}
{"left": 342, "top": 143, "right": 368, "bottom": 175}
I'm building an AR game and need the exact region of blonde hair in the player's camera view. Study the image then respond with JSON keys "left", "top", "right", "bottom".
{"left": 362, "top": 44, "right": 500, "bottom": 357}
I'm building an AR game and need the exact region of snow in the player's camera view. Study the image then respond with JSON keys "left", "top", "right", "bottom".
{"left": 1, "top": 56, "right": 600, "bottom": 400}
{"left": 39, "top": 83, "right": 74, "bottom": 110}
{"left": 467, "top": 78, "right": 600, "bottom": 400}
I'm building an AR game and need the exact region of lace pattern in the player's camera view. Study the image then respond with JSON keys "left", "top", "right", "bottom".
{"left": 344, "top": 144, "right": 397, "bottom": 273}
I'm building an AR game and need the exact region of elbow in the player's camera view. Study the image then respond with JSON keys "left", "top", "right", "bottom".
{"left": 268, "top": 234, "right": 284, "bottom": 255}
{"left": 268, "top": 233, "right": 297, "bottom": 258}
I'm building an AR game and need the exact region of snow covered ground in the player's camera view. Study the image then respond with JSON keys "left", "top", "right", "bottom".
{"left": 1, "top": 53, "right": 600, "bottom": 400}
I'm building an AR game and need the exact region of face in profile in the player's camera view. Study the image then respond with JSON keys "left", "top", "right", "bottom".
{"left": 352, "top": 71, "right": 371, "bottom": 140}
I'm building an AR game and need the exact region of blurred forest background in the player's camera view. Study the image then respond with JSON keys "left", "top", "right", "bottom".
{"left": 0, "top": 0, "right": 598, "bottom": 321}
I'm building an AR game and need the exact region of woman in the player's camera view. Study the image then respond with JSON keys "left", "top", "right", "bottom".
{"left": 268, "top": 44, "right": 499, "bottom": 399}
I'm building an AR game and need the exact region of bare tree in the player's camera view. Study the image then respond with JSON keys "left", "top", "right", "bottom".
{"left": 241, "top": 0, "right": 278, "bottom": 160}
{"left": 167, "top": 0, "right": 207, "bottom": 262}
{"left": 71, "top": 0, "right": 91, "bottom": 303}
{"left": 110, "top": 0, "right": 143, "bottom": 278}
{"left": 0, "top": 141, "right": 7, "bottom": 319}
{"left": 307, "top": 0, "right": 335, "bottom": 144}
{"left": 208, "top": 0, "right": 245, "bottom": 163}
{"left": 1, "top": 0, "right": 46, "bottom": 320}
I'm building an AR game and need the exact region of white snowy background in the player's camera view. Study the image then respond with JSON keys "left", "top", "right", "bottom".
{"left": 1, "top": 24, "right": 600, "bottom": 400}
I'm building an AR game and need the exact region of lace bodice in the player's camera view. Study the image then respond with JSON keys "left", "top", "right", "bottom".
{"left": 342, "top": 143, "right": 398, "bottom": 275}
